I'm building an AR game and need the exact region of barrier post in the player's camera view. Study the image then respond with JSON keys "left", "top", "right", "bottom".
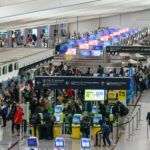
{"left": 112, "top": 122, "right": 117, "bottom": 142}
{"left": 90, "top": 126, "right": 92, "bottom": 142}
{"left": 136, "top": 113, "right": 138, "bottom": 129}
{"left": 128, "top": 121, "right": 131, "bottom": 140}
{"left": 138, "top": 107, "right": 141, "bottom": 124}
{"left": 116, "top": 122, "right": 119, "bottom": 140}
{"left": 147, "top": 121, "right": 149, "bottom": 139}
{"left": 131, "top": 117, "right": 134, "bottom": 135}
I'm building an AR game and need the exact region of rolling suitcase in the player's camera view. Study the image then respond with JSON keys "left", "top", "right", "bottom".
{"left": 94, "top": 132, "right": 102, "bottom": 146}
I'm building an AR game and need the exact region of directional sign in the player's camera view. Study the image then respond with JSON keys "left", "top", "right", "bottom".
{"left": 35, "top": 76, "right": 130, "bottom": 90}
{"left": 106, "top": 46, "right": 150, "bottom": 53}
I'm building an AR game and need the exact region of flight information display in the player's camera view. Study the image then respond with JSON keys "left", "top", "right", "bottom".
{"left": 85, "top": 90, "right": 105, "bottom": 101}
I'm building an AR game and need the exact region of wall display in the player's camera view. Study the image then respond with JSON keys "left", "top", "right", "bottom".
{"left": 108, "top": 90, "right": 117, "bottom": 100}
{"left": 93, "top": 45, "right": 103, "bottom": 50}
{"left": 76, "top": 40, "right": 84, "bottom": 44}
{"left": 79, "top": 44, "right": 90, "bottom": 50}
{"left": 85, "top": 90, "right": 104, "bottom": 101}
{"left": 65, "top": 48, "right": 76, "bottom": 55}
{"left": 80, "top": 50, "right": 91, "bottom": 56}
{"left": 118, "top": 90, "right": 126, "bottom": 101}
{"left": 88, "top": 40, "right": 98, "bottom": 46}
{"left": 91, "top": 50, "right": 103, "bottom": 56}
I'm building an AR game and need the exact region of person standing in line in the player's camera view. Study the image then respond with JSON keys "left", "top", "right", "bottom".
{"left": 1, "top": 100, "right": 8, "bottom": 127}
{"left": 8, "top": 100, "right": 17, "bottom": 133}
{"left": 13, "top": 105, "right": 24, "bottom": 136}
{"left": 100, "top": 122, "right": 111, "bottom": 147}
{"left": 146, "top": 112, "right": 150, "bottom": 128}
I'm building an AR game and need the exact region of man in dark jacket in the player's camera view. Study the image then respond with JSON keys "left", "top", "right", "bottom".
{"left": 146, "top": 112, "right": 150, "bottom": 126}
{"left": 1, "top": 101, "right": 8, "bottom": 127}
{"left": 8, "top": 100, "right": 17, "bottom": 133}
{"left": 80, "top": 116, "right": 90, "bottom": 138}
{"left": 101, "top": 122, "right": 111, "bottom": 146}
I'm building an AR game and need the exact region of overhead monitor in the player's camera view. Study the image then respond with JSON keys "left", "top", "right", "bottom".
{"left": 89, "top": 40, "right": 98, "bottom": 46}
{"left": 65, "top": 48, "right": 76, "bottom": 56}
{"left": 89, "top": 34, "right": 96, "bottom": 40}
{"left": 76, "top": 40, "right": 84, "bottom": 44}
{"left": 55, "top": 138, "right": 65, "bottom": 148}
{"left": 82, "top": 36, "right": 88, "bottom": 41}
{"left": 79, "top": 44, "right": 90, "bottom": 50}
{"left": 85, "top": 90, "right": 105, "bottom": 101}
{"left": 68, "top": 40, "right": 76, "bottom": 45}
{"left": 81, "top": 138, "right": 91, "bottom": 149}
{"left": 93, "top": 45, "right": 103, "bottom": 50}
{"left": 104, "top": 41, "right": 111, "bottom": 46}
{"left": 91, "top": 50, "right": 103, "bottom": 57}
{"left": 80, "top": 50, "right": 91, "bottom": 56}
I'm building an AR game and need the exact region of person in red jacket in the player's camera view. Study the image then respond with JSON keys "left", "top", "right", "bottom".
{"left": 13, "top": 105, "right": 23, "bottom": 136}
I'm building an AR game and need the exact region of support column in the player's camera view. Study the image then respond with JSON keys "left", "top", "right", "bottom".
{"left": 23, "top": 28, "right": 27, "bottom": 46}
{"left": 8, "top": 31, "right": 12, "bottom": 48}
{"left": 37, "top": 27, "right": 42, "bottom": 48}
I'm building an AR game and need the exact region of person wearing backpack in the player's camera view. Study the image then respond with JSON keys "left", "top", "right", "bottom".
{"left": 80, "top": 116, "right": 90, "bottom": 138}
{"left": 8, "top": 100, "right": 17, "bottom": 133}
{"left": 22, "top": 87, "right": 31, "bottom": 103}
{"left": 1, "top": 100, "right": 8, "bottom": 127}
{"left": 43, "top": 109, "right": 51, "bottom": 140}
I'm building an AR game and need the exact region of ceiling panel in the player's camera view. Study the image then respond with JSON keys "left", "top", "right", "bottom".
{"left": 0, "top": 0, "right": 37, "bottom": 6}
{"left": 0, "top": 0, "right": 150, "bottom": 30}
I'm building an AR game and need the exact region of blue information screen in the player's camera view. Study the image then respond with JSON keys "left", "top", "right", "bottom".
{"left": 81, "top": 138, "right": 91, "bottom": 148}
{"left": 27, "top": 138, "right": 37, "bottom": 146}
{"left": 55, "top": 138, "right": 64, "bottom": 147}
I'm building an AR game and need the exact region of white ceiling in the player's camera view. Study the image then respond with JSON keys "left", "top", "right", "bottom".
{"left": 0, "top": 0, "right": 36, "bottom": 6}
{"left": 0, "top": 0, "right": 150, "bottom": 30}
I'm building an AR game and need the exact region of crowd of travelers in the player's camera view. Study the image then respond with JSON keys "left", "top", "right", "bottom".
{"left": 0, "top": 61, "right": 149, "bottom": 146}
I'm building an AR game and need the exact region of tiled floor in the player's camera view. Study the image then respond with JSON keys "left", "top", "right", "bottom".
{"left": 114, "top": 90, "right": 150, "bottom": 150}
{"left": 1, "top": 90, "right": 150, "bottom": 150}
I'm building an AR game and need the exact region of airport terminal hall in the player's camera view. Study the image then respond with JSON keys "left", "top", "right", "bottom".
{"left": 1, "top": 0, "right": 150, "bottom": 150}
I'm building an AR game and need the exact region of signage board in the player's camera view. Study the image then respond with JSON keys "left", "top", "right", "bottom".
{"left": 35, "top": 76, "right": 130, "bottom": 90}
{"left": 118, "top": 90, "right": 126, "bottom": 101}
{"left": 106, "top": 46, "right": 150, "bottom": 53}
{"left": 85, "top": 90, "right": 104, "bottom": 101}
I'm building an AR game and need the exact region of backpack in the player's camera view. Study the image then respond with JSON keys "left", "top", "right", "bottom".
{"left": 1, "top": 105, "right": 8, "bottom": 116}
{"left": 119, "top": 104, "right": 129, "bottom": 116}
{"left": 30, "top": 114, "right": 38, "bottom": 125}
{"left": 23, "top": 89, "right": 31, "bottom": 102}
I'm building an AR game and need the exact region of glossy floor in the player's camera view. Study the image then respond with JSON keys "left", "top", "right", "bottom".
{"left": 0, "top": 90, "right": 150, "bottom": 150}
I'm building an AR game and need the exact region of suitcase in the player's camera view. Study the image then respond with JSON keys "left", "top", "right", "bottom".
{"left": 94, "top": 132, "right": 102, "bottom": 146}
